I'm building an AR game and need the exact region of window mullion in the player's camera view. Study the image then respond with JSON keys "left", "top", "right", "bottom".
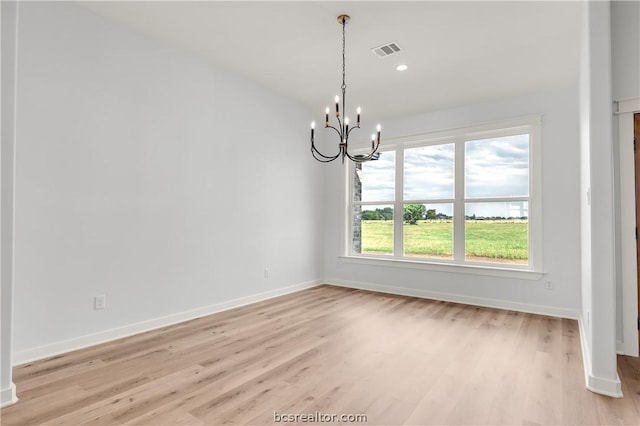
{"left": 454, "top": 139, "right": 465, "bottom": 261}
{"left": 463, "top": 196, "right": 529, "bottom": 203}
{"left": 395, "top": 146, "right": 404, "bottom": 257}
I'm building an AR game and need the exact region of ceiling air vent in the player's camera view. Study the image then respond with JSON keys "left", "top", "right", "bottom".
{"left": 371, "top": 42, "right": 401, "bottom": 58}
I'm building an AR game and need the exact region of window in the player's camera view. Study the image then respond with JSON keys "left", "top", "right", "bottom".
{"left": 349, "top": 116, "right": 541, "bottom": 271}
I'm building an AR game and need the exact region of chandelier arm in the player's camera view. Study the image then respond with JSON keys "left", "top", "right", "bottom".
{"left": 343, "top": 140, "right": 381, "bottom": 162}
{"left": 344, "top": 148, "right": 379, "bottom": 163}
{"left": 311, "top": 144, "right": 340, "bottom": 160}
{"left": 335, "top": 116, "right": 343, "bottom": 138}
{"left": 313, "top": 154, "right": 339, "bottom": 163}
{"left": 345, "top": 152, "right": 370, "bottom": 162}
{"left": 311, "top": 147, "right": 341, "bottom": 162}
{"left": 311, "top": 138, "right": 344, "bottom": 160}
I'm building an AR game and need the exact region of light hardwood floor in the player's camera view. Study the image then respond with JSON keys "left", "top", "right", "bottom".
{"left": 1, "top": 285, "right": 639, "bottom": 425}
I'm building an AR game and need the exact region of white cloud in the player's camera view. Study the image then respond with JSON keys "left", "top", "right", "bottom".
{"left": 361, "top": 151, "right": 395, "bottom": 201}
{"left": 465, "top": 134, "right": 529, "bottom": 198}
{"left": 404, "top": 144, "right": 454, "bottom": 200}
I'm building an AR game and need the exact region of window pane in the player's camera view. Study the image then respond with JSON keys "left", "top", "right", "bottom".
{"left": 465, "top": 134, "right": 529, "bottom": 198}
{"left": 353, "top": 204, "right": 394, "bottom": 255}
{"left": 404, "top": 144, "right": 454, "bottom": 200}
{"left": 356, "top": 152, "right": 395, "bottom": 202}
{"left": 403, "top": 203, "right": 453, "bottom": 259}
{"left": 465, "top": 202, "right": 528, "bottom": 264}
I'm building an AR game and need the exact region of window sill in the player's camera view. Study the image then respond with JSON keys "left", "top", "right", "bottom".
{"left": 339, "top": 255, "right": 544, "bottom": 280}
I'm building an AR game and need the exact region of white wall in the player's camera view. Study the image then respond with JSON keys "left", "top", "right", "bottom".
{"left": 323, "top": 86, "right": 582, "bottom": 318}
{"left": 578, "top": 0, "right": 620, "bottom": 397}
{"left": 1, "top": 0, "right": 18, "bottom": 408}
{"left": 12, "top": 2, "right": 323, "bottom": 359}
{"left": 611, "top": 0, "right": 640, "bottom": 102}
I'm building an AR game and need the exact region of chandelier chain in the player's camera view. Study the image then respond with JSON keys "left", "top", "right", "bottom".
{"left": 341, "top": 18, "right": 346, "bottom": 92}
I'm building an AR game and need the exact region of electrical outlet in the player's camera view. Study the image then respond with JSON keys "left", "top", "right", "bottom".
{"left": 545, "top": 280, "right": 553, "bottom": 290}
{"left": 94, "top": 295, "right": 106, "bottom": 310}
{"left": 264, "top": 268, "right": 270, "bottom": 279}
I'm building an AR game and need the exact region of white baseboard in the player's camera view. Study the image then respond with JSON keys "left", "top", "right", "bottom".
{"left": 14, "top": 280, "right": 322, "bottom": 366}
{"left": 578, "top": 317, "right": 623, "bottom": 398}
{"left": 614, "top": 340, "right": 638, "bottom": 356}
{"left": 585, "top": 374, "right": 623, "bottom": 398}
{"left": 0, "top": 382, "right": 18, "bottom": 408}
{"left": 325, "top": 278, "right": 580, "bottom": 319}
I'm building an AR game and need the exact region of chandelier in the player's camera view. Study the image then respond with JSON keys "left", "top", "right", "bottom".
{"left": 310, "top": 15, "right": 381, "bottom": 163}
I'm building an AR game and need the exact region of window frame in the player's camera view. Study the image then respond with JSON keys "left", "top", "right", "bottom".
{"left": 345, "top": 115, "right": 542, "bottom": 277}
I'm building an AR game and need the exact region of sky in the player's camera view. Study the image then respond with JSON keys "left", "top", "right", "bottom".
{"left": 359, "top": 134, "right": 529, "bottom": 218}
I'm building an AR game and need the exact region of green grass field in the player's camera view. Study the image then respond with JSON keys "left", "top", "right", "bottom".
{"left": 361, "top": 220, "right": 528, "bottom": 263}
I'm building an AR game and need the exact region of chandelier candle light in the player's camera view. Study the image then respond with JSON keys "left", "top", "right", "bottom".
{"left": 310, "top": 14, "right": 381, "bottom": 163}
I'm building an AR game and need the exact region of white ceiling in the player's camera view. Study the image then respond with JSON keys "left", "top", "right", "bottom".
{"left": 80, "top": 1, "right": 581, "bottom": 122}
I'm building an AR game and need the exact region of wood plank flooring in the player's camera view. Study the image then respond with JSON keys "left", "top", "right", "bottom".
{"left": 1, "top": 285, "right": 639, "bottom": 425}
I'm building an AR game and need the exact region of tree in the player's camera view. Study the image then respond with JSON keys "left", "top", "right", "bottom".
{"left": 362, "top": 210, "right": 381, "bottom": 220}
{"left": 403, "top": 204, "right": 426, "bottom": 225}
{"left": 379, "top": 207, "right": 393, "bottom": 221}
{"left": 425, "top": 209, "right": 437, "bottom": 220}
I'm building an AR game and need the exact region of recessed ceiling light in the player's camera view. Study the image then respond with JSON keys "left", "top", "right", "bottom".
{"left": 396, "top": 64, "right": 408, "bottom": 71}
